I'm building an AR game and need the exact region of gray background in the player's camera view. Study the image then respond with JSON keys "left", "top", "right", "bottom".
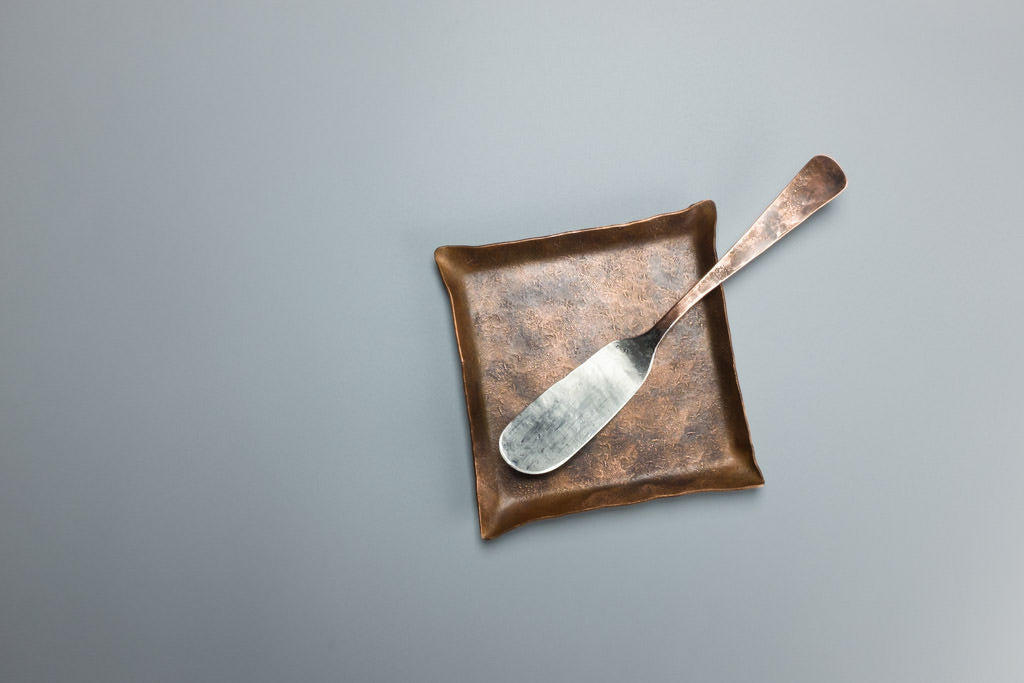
{"left": 1, "top": 1, "right": 1021, "bottom": 681}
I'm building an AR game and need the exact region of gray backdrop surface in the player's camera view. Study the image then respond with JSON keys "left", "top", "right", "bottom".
{"left": 1, "top": 1, "right": 1022, "bottom": 681}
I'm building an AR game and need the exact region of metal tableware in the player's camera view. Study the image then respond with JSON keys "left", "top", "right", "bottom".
{"left": 499, "top": 156, "right": 847, "bottom": 475}
{"left": 437, "top": 199, "right": 759, "bottom": 538}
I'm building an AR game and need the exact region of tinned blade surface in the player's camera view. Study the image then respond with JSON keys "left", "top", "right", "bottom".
{"left": 499, "top": 333, "right": 658, "bottom": 474}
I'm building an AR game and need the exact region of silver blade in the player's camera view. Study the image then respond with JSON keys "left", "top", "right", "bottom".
{"left": 499, "top": 332, "right": 659, "bottom": 474}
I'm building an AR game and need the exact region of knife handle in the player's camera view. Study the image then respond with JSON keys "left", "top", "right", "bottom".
{"left": 650, "top": 155, "right": 847, "bottom": 337}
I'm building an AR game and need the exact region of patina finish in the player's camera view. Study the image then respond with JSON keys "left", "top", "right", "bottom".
{"left": 436, "top": 200, "right": 764, "bottom": 538}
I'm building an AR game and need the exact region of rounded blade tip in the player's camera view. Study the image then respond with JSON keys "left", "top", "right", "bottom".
{"left": 498, "top": 426, "right": 565, "bottom": 475}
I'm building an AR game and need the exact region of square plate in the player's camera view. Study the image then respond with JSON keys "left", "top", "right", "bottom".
{"left": 435, "top": 200, "right": 763, "bottom": 538}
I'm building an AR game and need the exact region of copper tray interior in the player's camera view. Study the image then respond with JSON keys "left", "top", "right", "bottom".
{"left": 435, "top": 200, "right": 763, "bottom": 538}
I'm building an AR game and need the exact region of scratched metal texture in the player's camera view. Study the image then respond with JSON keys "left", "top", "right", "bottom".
{"left": 435, "top": 200, "right": 763, "bottom": 538}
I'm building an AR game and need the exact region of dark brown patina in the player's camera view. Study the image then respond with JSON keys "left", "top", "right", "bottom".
{"left": 436, "top": 200, "right": 764, "bottom": 538}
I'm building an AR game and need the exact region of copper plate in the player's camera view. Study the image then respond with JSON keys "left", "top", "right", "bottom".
{"left": 435, "top": 200, "right": 763, "bottom": 539}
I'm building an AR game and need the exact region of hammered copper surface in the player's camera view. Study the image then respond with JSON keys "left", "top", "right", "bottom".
{"left": 435, "top": 200, "right": 763, "bottom": 539}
